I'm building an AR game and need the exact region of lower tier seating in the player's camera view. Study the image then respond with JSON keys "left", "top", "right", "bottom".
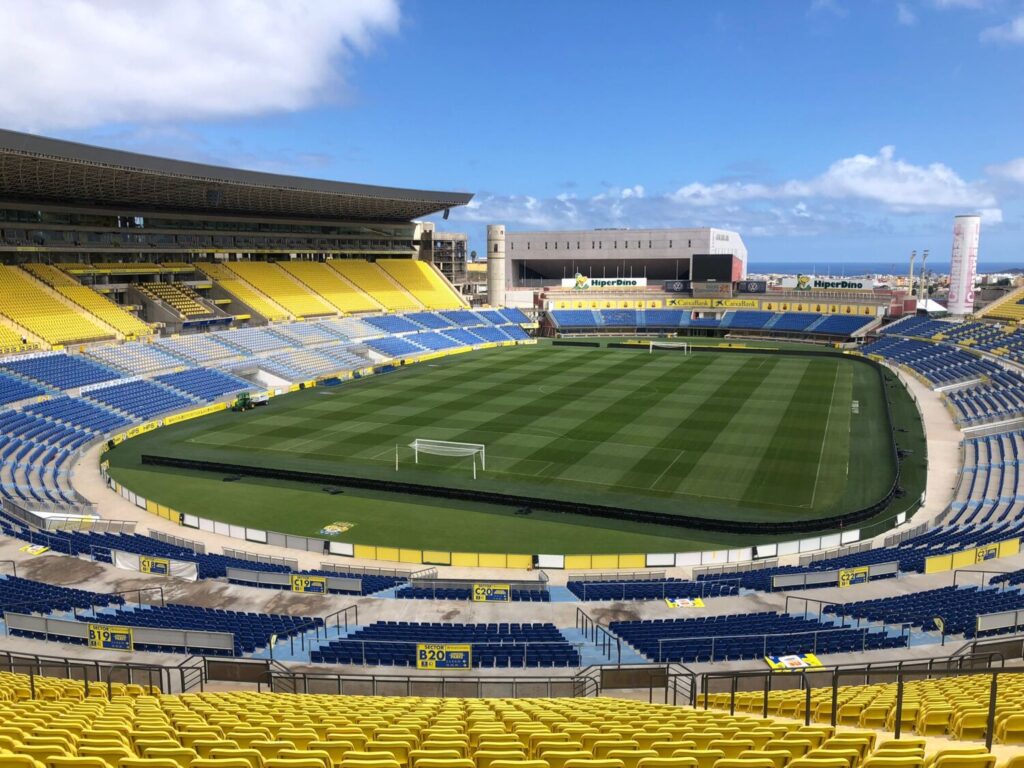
{"left": 610, "top": 612, "right": 907, "bottom": 662}
{"left": 313, "top": 621, "right": 580, "bottom": 667}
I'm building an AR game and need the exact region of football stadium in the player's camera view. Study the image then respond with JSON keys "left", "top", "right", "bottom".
{"left": 0, "top": 123, "right": 1023, "bottom": 768}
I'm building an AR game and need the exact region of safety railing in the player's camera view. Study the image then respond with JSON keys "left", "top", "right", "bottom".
{"left": 699, "top": 656, "right": 1014, "bottom": 750}
{"left": 568, "top": 570, "right": 666, "bottom": 583}
{"left": 653, "top": 625, "right": 905, "bottom": 663}
{"left": 267, "top": 603, "right": 359, "bottom": 660}
{"left": 318, "top": 561, "right": 414, "bottom": 579}
{"left": 223, "top": 547, "right": 298, "bottom": 570}
{"left": 306, "top": 637, "right": 586, "bottom": 668}
{"left": 575, "top": 607, "right": 621, "bottom": 666}
{"left": 570, "top": 578, "right": 738, "bottom": 601}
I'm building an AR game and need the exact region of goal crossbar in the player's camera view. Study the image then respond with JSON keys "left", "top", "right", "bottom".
{"left": 409, "top": 439, "right": 486, "bottom": 470}
{"left": 649, "top": 340, "right": 691, "bottom": 354}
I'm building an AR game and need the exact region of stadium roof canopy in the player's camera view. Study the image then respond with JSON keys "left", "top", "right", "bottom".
{"left": 0, "top": 129, "right": 473, "bottom": 222}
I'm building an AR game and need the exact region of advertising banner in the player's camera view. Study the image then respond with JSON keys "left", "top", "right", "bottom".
{"left": 560, "top": 274, "right": 648, "bottom": 290}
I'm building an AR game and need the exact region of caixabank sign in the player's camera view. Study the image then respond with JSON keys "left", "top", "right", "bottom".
{"left": 561, "top": 273, "right": 648, "bottom": 290}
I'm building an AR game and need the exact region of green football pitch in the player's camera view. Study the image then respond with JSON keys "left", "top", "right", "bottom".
{"left": 106, "top": 343, "right": 926, "bottom": 553}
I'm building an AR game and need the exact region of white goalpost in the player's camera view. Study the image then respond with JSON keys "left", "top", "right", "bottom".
{"left": 398, "top": 439, "right": 487, "bottom": 479}
{"left": 649, "top": 340, "right": 691, "bottom": 354}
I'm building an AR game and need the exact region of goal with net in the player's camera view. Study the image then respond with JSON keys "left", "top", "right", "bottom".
{"left": 649, "top": 340, "right": 691, "bottom": 354}
{"left": 398, "top": 439, "right": 487, "bottom": 478}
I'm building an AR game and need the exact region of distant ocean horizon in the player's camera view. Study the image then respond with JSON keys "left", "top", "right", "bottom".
{"left": 749, "top": 260, "right": 1021, "bottom": 276}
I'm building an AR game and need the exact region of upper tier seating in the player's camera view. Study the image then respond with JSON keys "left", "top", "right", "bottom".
{"left": 280, "top": 260, "right": 382, "bottom": 313}
{"left": 440, "top": 310, "right": 483, "bottom": 327}
{"left": 825, "top": 584, "right": 1024, "bottom": 638}
{"left": 0, "top": 353, "right": 120, "bottom": 389}
{"left": 83, "top": 342, "right": 186, "bottom": 375}
{"left": 155, "top": 368, "right": 251, "bottom": 401}
{"left": 978, "top": 285, "right": 1024, "bottom": 322}
{"left": 227, "top": 261, "right": 336, "bottom": 318}
{"left": 0, "top": 324, "right": 32, "bottom": 354}
{"left": 57, "top": 285, "right": 152, "bottom": 337}
{"left": 196, "top": 262, "right": 289, "bottom": 321}
{"left": 24, "top": 263, "right": 152, "bottom": 337}
{"left": 379, "top": 259, "right": 466, "bottom": 310}
{"left": 313, "top": 621, "right": 580, "bottom": 667}
{"left": 141, "top": 281, "right": 212, "bottom": 317}
{"left": 329, "top": 260, "right": 422, "bottom": 311}
{"left": 814, "top": 314, "right": 875, "bottom": 335}
{"left": 611, "top": 612, "right": 906, "bottom": 663}
{"left": 83, "top": 379, "right": 196, "bottom": 420}
{"left": 0, "top": 265, "right": 111, "bottom": 345}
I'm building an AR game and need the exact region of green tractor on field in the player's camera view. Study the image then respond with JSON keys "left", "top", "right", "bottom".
{"left": 232, "top": 392, "right": 255, "bottom": 412}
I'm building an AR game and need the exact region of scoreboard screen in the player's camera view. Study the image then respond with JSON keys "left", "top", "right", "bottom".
{"left": 691, "top": 254, "right": 735, "bottom": 283}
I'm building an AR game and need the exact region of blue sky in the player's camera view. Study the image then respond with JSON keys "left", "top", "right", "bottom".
{"left": 3, "top": 0, "right": 1022, "bottom": 267}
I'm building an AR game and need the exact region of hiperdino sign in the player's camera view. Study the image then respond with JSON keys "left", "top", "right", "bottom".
{"left": 782, "top": 275, "right": 874, "bottom": 291}
{"left": 560, "top": 273, "right": 648, "bottom": 290}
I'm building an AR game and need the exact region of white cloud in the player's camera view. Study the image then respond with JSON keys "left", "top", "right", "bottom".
{"left": 449, "top": 147, "right": 1003, "bottom": 238}
{"left": 981, "top": 15, "right": 1024, "bottom": 42}
{"left": 987, "top": 158, "right": 1024, "bottom": 183}
{"left": 897, "top": 3, "right": 918, "bottom": 25}
{"left": 0, "top": 0, "right": 400, "bottom": 131}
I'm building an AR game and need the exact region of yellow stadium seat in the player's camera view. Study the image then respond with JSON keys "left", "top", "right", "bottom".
{"left": 717, "top": 761, "right": 779, "bottom": 768}
{"left": 328, "top": 260, "right": 422, "bottom": 312}
{"left": 44, "top": 759, "right": 107, "bottom": 768}
{"left": 673, "top": 750, "right": 725, "bottom": 768}
{"left": 378, "top": 259, "right": 465, "bottom": 310}
{"left": 192, "top": 761, "right": 255, "bottom": 768}
{"left": 604, "top": 750, "right": 659, "bottom": 768}
{"left": 209, "top": 749, "right": 264, "bottom": 768}
{"left": 636, "top": 760, "right": 698, "bottom": 768}
{"left": 544, "top": 753, "right": 595, "bottom": 768}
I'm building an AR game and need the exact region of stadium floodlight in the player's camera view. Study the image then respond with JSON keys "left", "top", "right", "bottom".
{"left": 649, "top": 340, "right": 690, "bottom": 355}
{"left": 403, "top": 439, "right": 487, "bottom": 479}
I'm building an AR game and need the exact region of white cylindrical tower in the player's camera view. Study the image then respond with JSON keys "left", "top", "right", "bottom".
{"left": 948, "top": 215, "right": 981, "bottom": 316}
{"left": 486, "top": 224, "right": 506, "bottom": 307}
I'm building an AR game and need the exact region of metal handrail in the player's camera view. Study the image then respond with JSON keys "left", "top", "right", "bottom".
{"left": 574, "top": 607, "right": 621, "bottom": 666}
{"left": 654, "top": 624, "right": 901, "bottom": 663}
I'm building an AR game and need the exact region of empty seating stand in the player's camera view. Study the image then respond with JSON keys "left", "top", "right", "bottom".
{"left": 0, "top": 353, "right": 120, "bottom": 390}
{"left": 155, "top": 368, "right": 251, "bottom": 401}
{"left": 83, "top": 379, "right": 196, "bottom": 420}
{"left": 313, "top": 621, "right": 580, "bottom": 668}
{"left": 825, "top": 584, "right": 1024, "bottom": 638}
{"left": 567, "top": 577, "right": 738, "bottom": 601}
{"left": 610, "top": 612, "right": 906, "bottom": 663}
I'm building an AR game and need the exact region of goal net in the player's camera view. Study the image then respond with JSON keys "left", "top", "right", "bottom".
{"left": 402, "top": 439, "right": 487, "bottom": 478}
{"left": 649, "top": 340, "right": 691, "bottom": 354}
